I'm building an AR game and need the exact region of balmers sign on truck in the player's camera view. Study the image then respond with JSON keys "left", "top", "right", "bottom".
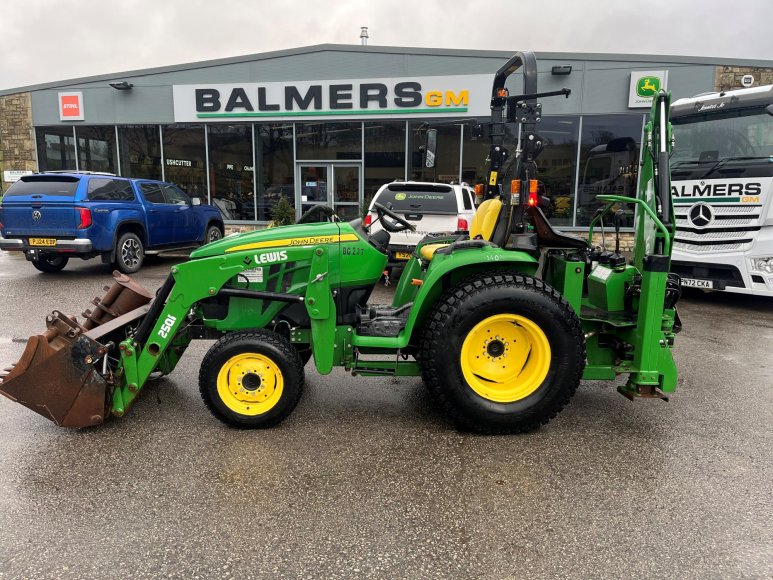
{"left": 172, "top": 75, "right": 493, "bottom": 122}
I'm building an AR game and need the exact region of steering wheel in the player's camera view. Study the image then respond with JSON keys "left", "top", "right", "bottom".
{"left": 373, "top": 202, "right": 416, "bottom": 233}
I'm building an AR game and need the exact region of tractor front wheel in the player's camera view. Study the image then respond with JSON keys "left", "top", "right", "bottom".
{"left": 199, "top": 330, "right": 304, "bottom": 428}
{"left": 419, "top": 271, "right": 585, "bottom": 434}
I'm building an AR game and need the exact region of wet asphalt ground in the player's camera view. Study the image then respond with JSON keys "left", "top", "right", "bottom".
{"left": 0, "top": 250, "right": 771, "bottom": 579}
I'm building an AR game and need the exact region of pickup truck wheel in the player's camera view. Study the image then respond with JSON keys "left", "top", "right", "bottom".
{"left": 114, "top": 232, "right": 144, "bottom": 274}
{"left": 205, "top": 225, "right": 223, "bottom": 244}
{"left": 32, "top": 255, "right": 69, "bottom": 273}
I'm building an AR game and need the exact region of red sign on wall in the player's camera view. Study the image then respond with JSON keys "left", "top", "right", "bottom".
{"left": 58, "top": 92, "right": 84, "bottom": 121}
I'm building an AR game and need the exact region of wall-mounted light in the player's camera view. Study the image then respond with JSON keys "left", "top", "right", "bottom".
{"left": 551, "top": 65, "right": 572, "bottom": 76}
{"left": 109, "top": 81, "right": 134, "bottom": 90}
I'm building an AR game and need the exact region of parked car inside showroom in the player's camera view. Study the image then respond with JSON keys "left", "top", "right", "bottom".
{"left": 0, "top": 172, "right": 223, "bottom": 274}
{"left": 365, "top": 181, "right": 477, "bottom": 265}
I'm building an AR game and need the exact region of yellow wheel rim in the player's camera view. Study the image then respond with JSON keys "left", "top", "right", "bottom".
{"left": 460, "top": 314, "right": 551, "bottom": 403}
{"left": 216, "top": 353, "right": 284, "bottom": 416}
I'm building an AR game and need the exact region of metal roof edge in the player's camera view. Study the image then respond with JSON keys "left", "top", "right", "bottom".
{"left": 1, "top": 43, "right": 771, "bottom": 97}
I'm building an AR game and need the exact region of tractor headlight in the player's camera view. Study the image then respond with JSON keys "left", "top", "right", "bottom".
{"left": 751, "top": 257, "right": 773, "bottom": 275}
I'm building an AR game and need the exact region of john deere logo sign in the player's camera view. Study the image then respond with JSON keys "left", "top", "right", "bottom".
{"left": 629, "top": 70, "right": 667, "bottom": 108}
{"left": 394, "top": 193, "right": 407, "bottom": 201}
{"left": 636, "top": 76, "right": 660, "bottom": 97}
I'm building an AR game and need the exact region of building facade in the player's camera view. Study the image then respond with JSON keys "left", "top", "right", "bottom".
{"left": 1, "top": 44, "right": 772, "bottom": 230}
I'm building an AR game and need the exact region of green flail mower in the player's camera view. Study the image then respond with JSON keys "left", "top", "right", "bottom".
{"left": 0, "top": 52, "right": 682, "bottom": 433}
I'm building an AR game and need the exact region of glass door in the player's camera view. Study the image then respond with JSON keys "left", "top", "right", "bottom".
{"left": 298, "top": 164, "right": 330, "bottom": 216}
{"left": 296, "top": 163, "right": 361, "bottom": 220}
{"left": 331, "top": 164, "right": 361, "bottom": 221}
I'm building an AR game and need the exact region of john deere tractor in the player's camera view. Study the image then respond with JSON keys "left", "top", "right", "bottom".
{"left": 0, "top": 52, "right": 681, "bottom": 433}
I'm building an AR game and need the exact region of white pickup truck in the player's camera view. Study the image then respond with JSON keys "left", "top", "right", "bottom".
{"left": 365, "top": 181, "right": 477, "bottom": 265}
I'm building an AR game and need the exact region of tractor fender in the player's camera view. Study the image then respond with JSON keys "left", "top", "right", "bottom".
{"left": 401, "top": 246, "right": 538, "bottom": 346}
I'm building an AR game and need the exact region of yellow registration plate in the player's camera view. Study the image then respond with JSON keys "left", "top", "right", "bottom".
{"left": 29, "top": 238, "right": 56, "bottom": 247}
{"left": 395, "top": 251, "right": 412, "bottom": 260}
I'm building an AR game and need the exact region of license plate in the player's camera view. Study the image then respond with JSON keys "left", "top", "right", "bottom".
{"left": 395, "top": 251, "right": 412, "bottom": 260}
{"left": 681, "top": 278, "right": 713, "bottom": 289}
{"left": 29, "top": 238, "right": 56, "bottom": 247}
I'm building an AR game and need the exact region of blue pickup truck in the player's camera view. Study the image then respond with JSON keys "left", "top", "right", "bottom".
{"left": 0, "top": 172, "right": 224, "bottom": 273}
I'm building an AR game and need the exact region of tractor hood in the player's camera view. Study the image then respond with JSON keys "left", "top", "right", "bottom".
{"left": 190, "top": 221, "right": 353, "bottom": 259}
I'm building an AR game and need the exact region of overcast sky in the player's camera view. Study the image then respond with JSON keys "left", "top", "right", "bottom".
{"left": 1, "top": 0, "right": 771, "bottom": 91}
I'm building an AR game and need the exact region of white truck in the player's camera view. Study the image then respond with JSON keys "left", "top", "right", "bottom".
{"left": 669, "top": 84, "right": 773, "bottom": 296}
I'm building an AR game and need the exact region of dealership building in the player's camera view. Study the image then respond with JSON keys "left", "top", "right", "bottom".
{"left": 1, "top": 44, "right": 771, "bottom": 229}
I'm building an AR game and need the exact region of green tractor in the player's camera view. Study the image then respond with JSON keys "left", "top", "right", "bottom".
{"left": 0, "top": 52, "right": 681, "bottom": 433}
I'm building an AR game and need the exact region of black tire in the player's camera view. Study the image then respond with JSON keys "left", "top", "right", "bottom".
{"left": 205, "top": 224, "right": 223, "bottom": 244}
{"left": 199, "top": 329, "right": 304, "bottom": 428}
{"left": 419, "top": 271, "right": 585, "bottom": 434}
{"left": 31, "top": 255, "right": 69, "bottom": 273}
{"left": 113, "top": 232, "right": 144, "bottom": 274}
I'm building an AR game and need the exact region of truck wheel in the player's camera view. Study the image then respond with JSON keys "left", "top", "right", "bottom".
{"left": 205, "top": 224, "right": 223, "bottom": 244}
{"left": 199, "top": 329, "right": 304, "bottom": 428}
{"left": 419, "top": 271, "right": 585, "bottom": 434}
{"left": 31, "top": 255, "right": 69, "bottom": 273}
{"left": 114, "top": 232, "right": 144, "bottom": 274}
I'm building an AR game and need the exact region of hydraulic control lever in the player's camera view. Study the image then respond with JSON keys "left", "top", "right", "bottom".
{"left": 614, "top": 209, "right": 625, "bottom": 255}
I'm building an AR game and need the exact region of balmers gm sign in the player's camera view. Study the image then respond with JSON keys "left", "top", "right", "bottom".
{"left": 172, "top": 75, "right": 492, "bottom": 122}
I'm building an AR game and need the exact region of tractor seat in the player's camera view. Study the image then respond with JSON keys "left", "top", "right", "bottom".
{"left": 420, "top": 198, "right": 503, "bottom": 261}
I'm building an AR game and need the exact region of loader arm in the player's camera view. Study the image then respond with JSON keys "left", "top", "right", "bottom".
{"left": 111, "top": 242, "right": 341, "bottom": 416}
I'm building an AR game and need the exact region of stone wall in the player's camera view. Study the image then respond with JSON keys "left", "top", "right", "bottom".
{"left": 714, "top": 65, "right": 773, "bottom": 92}
{"left": 0, "top": 92, "right": 36, "bottom": 194}
{"left": 589, "top": 231, "right": 635, "bottom": 252}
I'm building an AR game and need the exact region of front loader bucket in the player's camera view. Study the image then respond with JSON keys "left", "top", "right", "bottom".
{"left": 0, "top": 272, "right": 153, "bottom": 427}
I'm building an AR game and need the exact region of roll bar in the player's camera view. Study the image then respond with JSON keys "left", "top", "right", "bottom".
{"left": 485, "top": 51, "right": 570, "bottom": 201}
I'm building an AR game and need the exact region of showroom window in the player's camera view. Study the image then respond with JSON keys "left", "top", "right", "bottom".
{"left": 459, "top": 117, "right": 579, "bottom": 226}
{"left": 461, "top": 118, "right": 515, "bottom": 188}
{"left": 575, "top": 115, "right": 644, "bottom": 227}
{"left": 295, "top": 122, "right": 362, "bottom": 160}
{"left": 255, "top": 124, "right": 294, "bottom": 222}
{"left": 533, "top": 116, "right": 580, "bottom": 227}
{"left": 364, "top": 121, "right": 406, "bottom": 202}
{"left": 76, "top": 126, "right": 118, "bottom": 174}
{"left": 208, "top": 124, "right": 256, "bottom": 221}
{"left": 162, "top": 124, "right": 207, "bottom": 199}
{"left": 35, "top": 126, "right": 77, "bottom": 171}
{"left": 119, "top": 125, "right": 162, "bottom": 180}
{"left": 409, "top": 122, "right": 461, "bottom": 183}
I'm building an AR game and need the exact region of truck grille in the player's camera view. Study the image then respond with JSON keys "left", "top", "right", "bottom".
{"left": 674, "top": 241, "right": 743, "bottom": 252}
{"left": 674, "top": 203, "right": 762, "bottom": 252}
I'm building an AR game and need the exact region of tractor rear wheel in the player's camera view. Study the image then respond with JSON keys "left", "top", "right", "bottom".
{"left": 199, "top": 330, "right": 304, "bottom": 428}
{"left": 419, "top": 271, "right": 585, "bottom": 434}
